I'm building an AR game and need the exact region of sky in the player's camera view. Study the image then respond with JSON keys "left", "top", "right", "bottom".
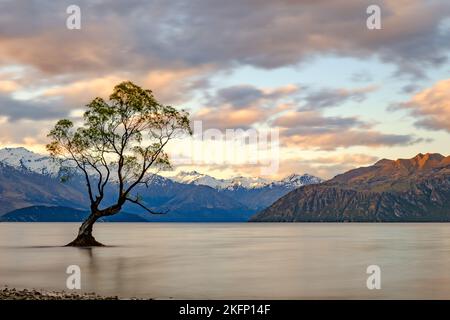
{"left": 0, "top": 0, "right": 449, "bottom": 179}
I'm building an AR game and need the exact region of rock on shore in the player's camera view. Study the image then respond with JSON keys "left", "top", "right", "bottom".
{"left": 0, "top": 287, "right": 119, "bottom": 300}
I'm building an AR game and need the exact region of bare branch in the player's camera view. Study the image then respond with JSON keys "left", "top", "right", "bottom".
{"left": 125, "top": 196, "right": 168, "bottom": 215}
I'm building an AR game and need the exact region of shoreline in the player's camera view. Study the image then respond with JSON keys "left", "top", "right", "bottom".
{"left": 0, "top": 286, "right": 121, "bottom": 300}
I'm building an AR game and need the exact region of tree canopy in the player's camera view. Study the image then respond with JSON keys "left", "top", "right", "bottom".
{"left": 47, "top": 81, "right": 191, "bottom": 246}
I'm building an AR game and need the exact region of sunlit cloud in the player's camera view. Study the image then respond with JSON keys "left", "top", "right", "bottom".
{"left": 283, "top": 130, "right": 421, "bottom": 151}
{"left": 393, "top": 78, "right": 450, "bottom": 133}
{"left": 0, "top": 80, "right": 19, "bottom": 92}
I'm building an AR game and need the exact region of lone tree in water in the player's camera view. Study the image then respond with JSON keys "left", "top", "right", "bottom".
{"left": 47, "top": 81, "right": 191, "bottom": 246}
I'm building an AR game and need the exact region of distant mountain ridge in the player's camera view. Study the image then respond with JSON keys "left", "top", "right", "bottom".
{"left": 169, "top": 170, "right": 322, "bottom": 190}
{"left": 0, "top": 147, "right": 322, "bottom": 221}
{"left": 252, "top": 153, "right": 450, "bottom": 222}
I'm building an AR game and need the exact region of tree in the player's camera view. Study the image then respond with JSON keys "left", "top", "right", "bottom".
{"left": 47, "top": 81, "right": 191, "bottom": 246}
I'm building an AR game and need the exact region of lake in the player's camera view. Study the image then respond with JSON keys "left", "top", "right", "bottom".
{"left": 1, "top": 223, "right": 450, "bottom": 299}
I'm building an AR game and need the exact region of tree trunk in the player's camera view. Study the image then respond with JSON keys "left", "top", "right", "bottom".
{"left": 66, "top": 212, "right": 104, "bottom": 247}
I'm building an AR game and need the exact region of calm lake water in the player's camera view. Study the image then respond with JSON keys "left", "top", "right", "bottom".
{"left": 1, "top": 223, "right": 450, "bottom": 299}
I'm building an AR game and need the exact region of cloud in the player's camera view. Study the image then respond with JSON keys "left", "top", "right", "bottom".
{"left": 43, "top": 75, "right": 126, "bottom": 103}
{"left": 214, "top": 84, "right": 300, "bottom": 108}
{"left": 272, "top": 110, "right": 421, "bottom": 150}
{"left": 274, "top": 110, "right": 368, "bottom": 132}
{"left": 0, "top": 25, "right": 128, "bottom": 76}
{"left": 281, "top": 129, "right": 420, "bottom": 151}
{"left": 0, "top": 0, "right": 447, "bottom": 136}
{"left": 393, "top": 78, "right": 450, "bottom": 132}
{"left": 142, "top": 67, "right": 213, "bottom": 104}
{"left": 194, "top": 85, "right": 423, "bottom": 150}
{"left": 0, "top": 0, "right": 449, "bottom": 78}
{"left": 274, "top": 154, "right": 380, "bottom": 179}
{"left": 301, "top": 86, "right": 377, "bottom": 109}
{"left": 350, "top": 71, "right": 373, "bottom": 83}
{"left": 172, "top": 152, "right": 380, "bottom": 180}
{"left": 194, "top": 84, "right": 298, "bottom": 130}
{"left": 0, "top": 94, "right": 67, "bottom": 121}
{"left": 0, "top": 80, "right": 19, "bottom": 93}
{"left": 194, "top": 104, "right": 287, "bottom": 130}
{"left": 0, "top": 0, "right": 445, "bottom": 163}
{"left": 0, "top": 117, "right": 53, "bottom": 147}
{"left": 309, "top": 154, "right": 380, "bottom": 166}
{"left": 400, "top": 84, "right": 421, "bottom": 94}
{"left": 43, "top": 67, "right": 212, "bottom": 106}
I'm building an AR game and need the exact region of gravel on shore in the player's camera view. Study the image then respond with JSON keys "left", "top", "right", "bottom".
{"left": 0, "top": 287, "right": 120, "bottom": 300}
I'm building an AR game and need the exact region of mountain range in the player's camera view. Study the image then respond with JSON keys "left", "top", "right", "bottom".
{"left": 251, "top": 153, "right": 450, "bottom": 222}
{"left": 4, "top": 148, "right": 448, "bottom": 223}
{"left": 0, "top": 147, "right": 322, "bottom": 222}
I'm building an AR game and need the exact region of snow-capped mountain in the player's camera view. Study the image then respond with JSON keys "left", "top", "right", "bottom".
{"left": 171, "top": 171, "right": 228, "bottom": 188}
{"left": 0, "top": 147, "right": 325, "bottom": 220}
{"left": 0, "top": 147, "right": 124, "bottom": 182}
{"left": 171, "top": 170, "right": 322, "bottom": 190}
{"left": 272, "top": 173, "right": 323, "bottom": 188}
{"left": 171, "top": 171, "right": 272, "bottom": 189}
{"left": 0, "top": 147, "right": 60, "bottom": 176}
{"left": 225, "top": 176, "right": 273, "bottom": 190}
{"left": 0, "top": 147, "right": 323, "bottom": 191}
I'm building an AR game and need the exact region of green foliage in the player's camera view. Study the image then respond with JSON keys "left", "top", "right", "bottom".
{"left": 46, "top": 81, "right": 191, "bottom": 212}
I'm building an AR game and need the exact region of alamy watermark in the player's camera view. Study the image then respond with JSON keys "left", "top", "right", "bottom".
{"left": 65, "top": 4, "right": 381, "bottom": 31}
{"left": 66, "top": 265, "right": 81, "bottom": 290}
{"left": 366, "top": 265, "right": 381, "bottom": 290}
{"left": 66, "top": 5, "right": 81, "bottom": 30}
{"left": 367, "top": 5, "right": 382, "bottom": 30}
{"left": 169, "top": 121, "right": 280, "bottom": 175}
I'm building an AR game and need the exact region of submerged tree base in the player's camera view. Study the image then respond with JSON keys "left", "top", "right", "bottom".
{"left": 65, "top": 234, "right": 104, "bottom": 247}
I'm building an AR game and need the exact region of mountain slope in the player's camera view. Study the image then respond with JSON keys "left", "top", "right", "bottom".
{"left": 251, "top": 153, "right": 450, "bottom": 222}
{"left": 129, "top": 182, "right": 255, "bottom": 221}
{"left": 0, "top": 206, "right": 148, "bottom": 222}
{"left": 0, "top": 163, "right": 87, "bottom": 215}
{"left": 0, "top": 163, "right": 253, "bottom": 221}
